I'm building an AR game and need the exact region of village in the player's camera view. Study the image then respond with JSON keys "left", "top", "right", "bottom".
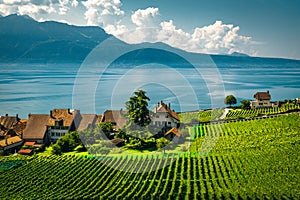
{"left": 0, "top": 90, "right": 299, "bottom": 156}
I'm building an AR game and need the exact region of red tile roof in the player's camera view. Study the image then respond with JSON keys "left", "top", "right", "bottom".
{"left": 24, "top": 141, "right": 35, "bottom": 146}
{"left": 18, "top": 149, "right": 33, "bottom": 155}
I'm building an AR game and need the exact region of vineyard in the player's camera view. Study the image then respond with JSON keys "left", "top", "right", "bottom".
{"left": 179, "top": 103, "right": 300, "bottom": 123}
{"left": 179, "top": 109, "right": 224, "bottom": 123}
{"left": 0, "top": 114, "right": 299, "bottom": 199}
{"left": 225, "top": 104, "right": 300, "bottom": 120}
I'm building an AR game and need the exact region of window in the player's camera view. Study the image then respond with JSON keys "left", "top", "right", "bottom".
{"left": 55, "top": 120, "right": 63, "bottom": 127}
{"left": 166, "top": 115, "right": 169, "bottom": 118}
{"left": 168, "top": 122, "right": 171, "bottom": 125}
{"left": 156, "top": 115, "right": 159, "bottom": 118}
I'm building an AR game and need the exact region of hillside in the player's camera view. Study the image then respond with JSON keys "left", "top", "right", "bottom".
{"left": 1, "top": 114, "right": 299, "bottom": 199}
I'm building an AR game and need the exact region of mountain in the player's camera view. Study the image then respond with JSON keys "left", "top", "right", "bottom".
{"left": 0, "top": 14, "right": 110, "bottom": 62}
{"left": 230, "top": 52, "right": 250, "bottom": 57}
{"left": 0, "top": 14, "right": 299, "bottom": 66}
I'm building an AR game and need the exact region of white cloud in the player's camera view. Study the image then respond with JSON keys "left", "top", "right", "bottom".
{"left": 131, "top": 7, "right": 159, "bottom": 27}
{"left": 0, "top": 0, "right": 77, "bottom": 18}
{"left": 112, "top": 8, "right": 257, "bottom": 55}
{"left": 82, "top": 0, "right": 125, "bottom": 26}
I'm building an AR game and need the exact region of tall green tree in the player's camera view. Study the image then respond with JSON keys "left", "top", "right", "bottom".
{"left": 224, "top": 95, "right": 237, "bottom": 107}
{"left": 125, "top": 90, "right": 151, "bottom": 127}
{"left": 240, "top": 99, "right": 251, "bottom": 109}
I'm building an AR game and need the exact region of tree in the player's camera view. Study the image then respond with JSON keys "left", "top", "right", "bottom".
{"left": 240, "top": 99, "right": 251, "bottom": 109}
{"left": 97, "top": 122, "right": 114, "bottom": 139}
{"left": 224, "top": 95, "right": 237, "bottom": 107}
{"left": 156, "top": 137, "right": 170, "bottom": 154}
{"left": 125, "top": 90, "right": 151, "bottom": 127}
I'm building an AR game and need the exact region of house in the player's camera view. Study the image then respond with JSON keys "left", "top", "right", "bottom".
{"left": 152, "top": 101, "right": 180, "bottom": 128}
{"left": 23, "top": 114, "right": 50, "bottom": 144}
{"left": 296, "top": 98, "right": 300, "bottom": 104}
{"left": 250, "top": 91, "right": 273, "bottom": 109}
{"left": 0, "top": 114, "right": 26, "bottom": 139}
{"left": 0, "top": 136, "right": 23, "bottom": 155}
{"left": 23, "top": 109, "right": 101, "bottom": 144}
{"left": 102, "top": 110, "right": 128, "bottom": 131}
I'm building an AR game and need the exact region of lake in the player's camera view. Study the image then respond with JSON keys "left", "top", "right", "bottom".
{"left": 0, "top": 58, "right": 300, "bottom": 118}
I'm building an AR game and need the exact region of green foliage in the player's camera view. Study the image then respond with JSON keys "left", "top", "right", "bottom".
{"left": 156, "top": 137, "right": 170, "bottom": 150}
{"left": 51, "top": 144, "right": 62, "bottom": 155}
{"left": 240, "top": 99, "right": 251, "bottom": 109}
{"left": 179, "top": 109, "right": 224, "bottom": 123}
{"left": 52, "top": 131, "right": 81, "bottom": 154}
{"left": 98, "top": 122, "right": 114, "bottom": 139}
{"left": 125, "top": 90, "right": 151, "bottom": 127}
{"left": 224, "top": 95, "right": 237, "bottom": 107}
{"left": 225, "top": 104, "right": 300, "bottom": 120}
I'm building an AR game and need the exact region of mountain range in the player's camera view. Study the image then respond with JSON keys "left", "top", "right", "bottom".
{"left": 0, "top": 14, "right": 299, "bottom": 66}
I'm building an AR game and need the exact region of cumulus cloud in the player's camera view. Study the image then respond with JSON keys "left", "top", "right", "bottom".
{"left": 110, "top": 7, "right": 257, "bottom": 55}
{"left": 131, "top": 7, "right": 159, "bottom": 27}
{"left": 0, "top": 0, "right": 78, "bottom": 18}
{"left": 82, "top": 0, "right": 124, "bottom": 27}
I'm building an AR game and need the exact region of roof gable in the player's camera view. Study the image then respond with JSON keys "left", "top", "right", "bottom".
{"left": 23, "top": 114, "right": 50, "bottom": 140}
{"left": 48, "top": 109, "right": 75, "bottom": 127}
{"left": 153, "top": 102, "right": 180, "bottom": 121}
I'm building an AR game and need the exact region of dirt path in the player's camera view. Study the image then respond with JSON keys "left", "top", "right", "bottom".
{"left": 220, "top": 108, "right": 230, "bottom": 119}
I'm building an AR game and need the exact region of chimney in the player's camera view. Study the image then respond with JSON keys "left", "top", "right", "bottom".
{"left": 28, "top": 113, "right": 31, "bottom": 119}
{"left": 50, "top": 110, "right": 53, "bottom": 118}
{"left": 16, "top": 114, "right": 18, "bottom": 119}
{"left": 267, "top": 90, "right": 269, "bottom": 94}
{"left": 5, "top": 114, "right": 8, "bottom": 117}
{"left": 168, "top": 103, "right": 171, "bottom": 109}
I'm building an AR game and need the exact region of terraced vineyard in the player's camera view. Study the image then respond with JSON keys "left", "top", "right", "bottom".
{"left": 225, "top": 104, "right": 300, "bottom": 120}
{"left": 0, "top": 114, "right": 299, "bottom": 199}
{"left": 179, "top": 109, "right": 224, "bottom": 123}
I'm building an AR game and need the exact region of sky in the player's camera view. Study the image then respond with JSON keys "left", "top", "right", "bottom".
{"left": 0, "top": 0, "right": 300, "bottom": 59}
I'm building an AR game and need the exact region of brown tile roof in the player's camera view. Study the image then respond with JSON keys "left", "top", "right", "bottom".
{"left": 103, "top": 110, "right": 128, "bottom": 130}
{"left": 254, "top": 91, "right": 271, "bottom": 101}
{"left": 13, "top": 121, "right": 27, "bottom": 136}
{"left": 0, "top": 136, "right": 22, "bottom": 147}
{"left": 23, "top": 114, "right": 50, "bottom": 140}
{"left": 47, "top": 109, "right": 75, "bottom": 127}
{"left": 165, "top": 128, "right": 181, "bottom": 137}
{"left": 77, "top": 114, "right": 97, "bottom": 131}
{"left": 154, "top": 102, "right": 180, "bottom": 121}
{"left": 0, "top": 115, "right": 19, "bottom": 130}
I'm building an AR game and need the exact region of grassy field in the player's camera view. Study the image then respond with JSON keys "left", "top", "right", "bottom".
{"left": 0, "top": 114, "right": 299, "bottom": 199}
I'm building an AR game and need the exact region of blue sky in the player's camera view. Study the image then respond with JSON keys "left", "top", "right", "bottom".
{"left": 0, "top": 0, "right": 299, "bottom": 59}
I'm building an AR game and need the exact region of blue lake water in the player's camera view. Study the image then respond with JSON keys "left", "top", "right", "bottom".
{"left": 0, "top": 60, "right": 300, "bottom": 118}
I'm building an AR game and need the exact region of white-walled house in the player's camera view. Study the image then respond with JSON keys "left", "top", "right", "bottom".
{"left": 250, "top": 91, "right": 275, "bottom": 109}
{"left": 151, "top": 101, "right": 180, "bottom": 128}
